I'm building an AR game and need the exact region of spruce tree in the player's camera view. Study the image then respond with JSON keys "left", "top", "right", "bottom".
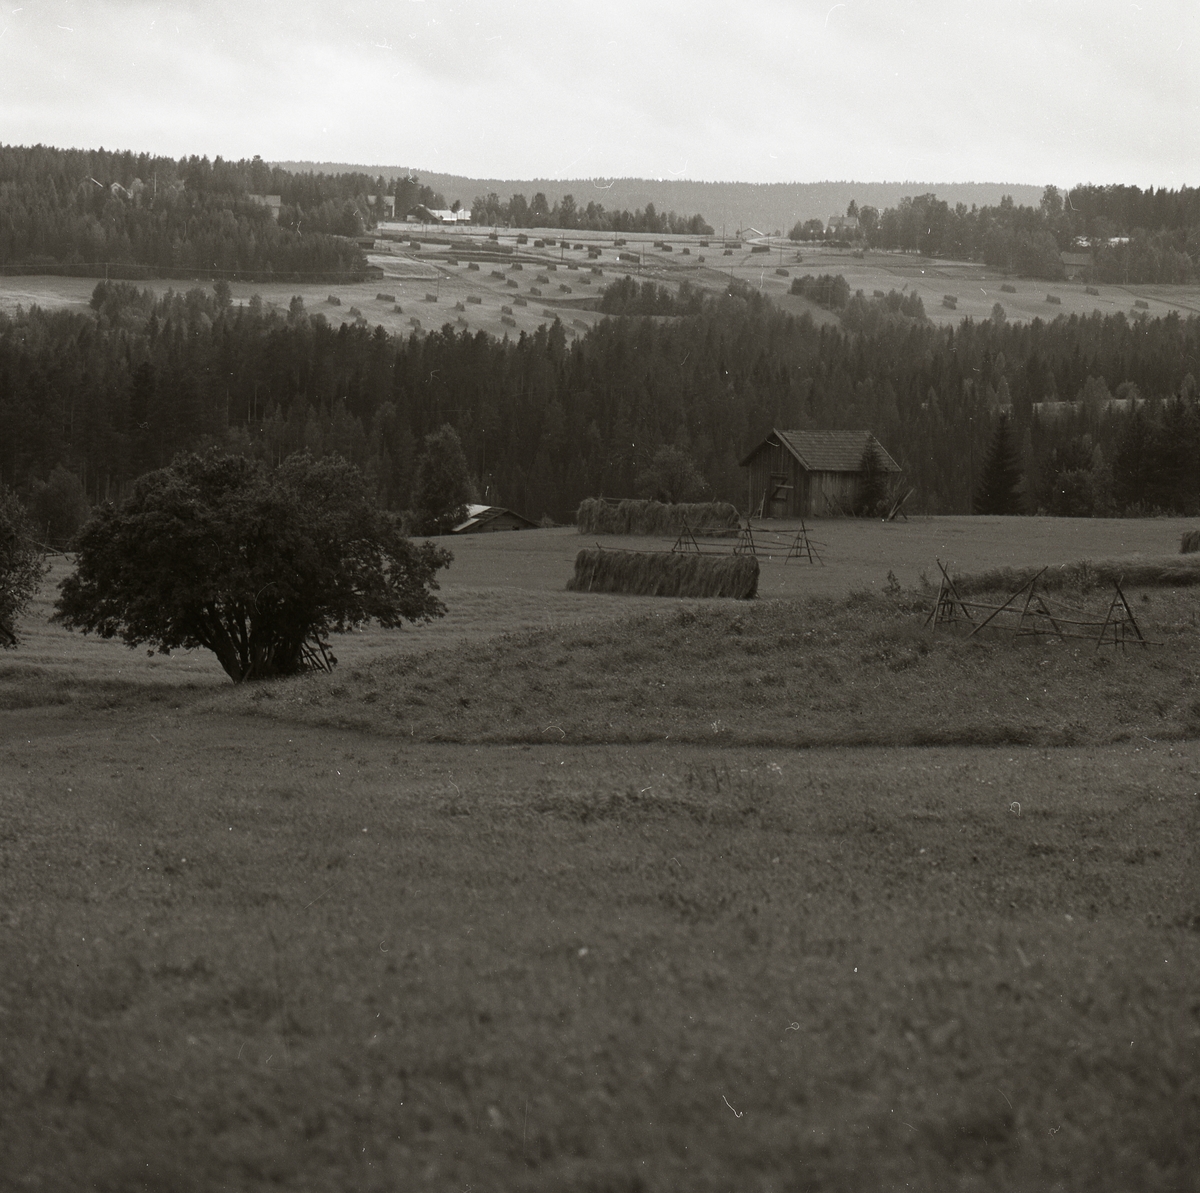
{"left": 974, "top": 412, "right": 1024, "bottom": 515}
{"left": 856, "top": 440, "right": 887, "bottom": 516}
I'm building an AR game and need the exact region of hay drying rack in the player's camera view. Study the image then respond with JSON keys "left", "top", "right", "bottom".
{"left": 926, "top": 559, "right": 1154, "bottom": 650}
{"left": 669, "top": 517, "right": 739, "bottom": 556}
{"left": 669, "top": 517, "right": 826, "bottom": 565}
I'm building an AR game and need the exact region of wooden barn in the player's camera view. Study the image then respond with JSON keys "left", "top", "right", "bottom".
{"left": 451, "top": 504, "right": 539, "bottom": 533}
{"left": 740, "top": 429, "right": 901, "bottom": 517}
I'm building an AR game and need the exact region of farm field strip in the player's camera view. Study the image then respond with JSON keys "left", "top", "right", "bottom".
{"left": 7, "top": 516, "right": 1195, "bottom": 696}
{"left": 10, "top": 232, "right": 1200, "bottom": 335}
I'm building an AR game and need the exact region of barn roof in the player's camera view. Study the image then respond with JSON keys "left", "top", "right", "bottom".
{"left": 739, "top": 429, "right": 902, "bottom": 473}
{"left": 450, "top": 504, "right": 539, "bottom": 533}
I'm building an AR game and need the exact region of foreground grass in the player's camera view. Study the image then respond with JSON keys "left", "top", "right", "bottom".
{"left": 2, "top": 720, "right": 1198, "bottom": 1191}
{"left": 3, "top": 543, "right": 1198, "bottom": 1189}
{"left": 216, "top": 589, "right": 1200, "bottom": 748}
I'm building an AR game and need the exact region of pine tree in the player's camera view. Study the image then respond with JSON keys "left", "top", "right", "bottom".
{"left": 974, "top": 412, "right": 1024, "bottom": 514}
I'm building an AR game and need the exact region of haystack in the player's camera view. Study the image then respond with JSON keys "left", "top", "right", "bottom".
{"left": 1181, "top": 529, "right": 1200, "bottom": 554}
{"left": 576, "top": 498, "right": 740, "bottom": 537}
{"left": 567, "top": 549, "right": 758, "bottom": 599}
{"left": 953, "top": 554, "right": 1200, "bottom": 594}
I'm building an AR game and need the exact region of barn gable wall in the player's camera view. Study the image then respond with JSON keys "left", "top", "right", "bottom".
{"left": 744, "top": 442, "right": 867, "bottom": 516}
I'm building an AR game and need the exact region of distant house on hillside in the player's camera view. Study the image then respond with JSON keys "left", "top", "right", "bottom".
{"left": 826, "top": 214, "right": 859, "bottom": 237}
{"left": 451, "top": 504, "right": 539, "bottom": 533}
{"left": 1060, "top": 251, "right": 1092, "bottom": 281}
{"left": 407, "top": 206, "right": 472, "bottom": 225}
{"left": 367, "top": 194, "right": 396, "bottom": 218}
{"left": 248, "top": 194, "right": 283, "bottom": 219}
{"left": 740, "top": 429, "right": 901, "bottom": 517}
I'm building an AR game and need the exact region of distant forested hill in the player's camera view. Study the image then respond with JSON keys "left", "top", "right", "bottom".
{"left": 272, "top": 165, "right": 1045, "bottom": 236}
{"left": 0, "top": 145, "right": 372, "bottom": 281}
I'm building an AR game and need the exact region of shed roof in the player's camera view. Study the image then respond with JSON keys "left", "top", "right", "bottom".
{"left": 451, "top": 504, "right": 539, "bottom": 533}
{"left": 740, "top": 429, "right": 901, "bottom": 473}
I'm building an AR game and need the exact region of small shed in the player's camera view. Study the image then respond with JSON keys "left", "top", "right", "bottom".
{"left": 451, "top": 504, "right": 539, "bottom": 534}
{"left": 739, "top": 429, "right": 901, "bottom": 517}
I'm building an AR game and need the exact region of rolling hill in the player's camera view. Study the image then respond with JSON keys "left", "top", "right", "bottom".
{"left": 270, "top": 165, "right": 1045, "bottom": 236}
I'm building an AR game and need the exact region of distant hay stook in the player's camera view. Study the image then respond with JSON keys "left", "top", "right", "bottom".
{"left": 1182, "top": 529, "right": 1200, "bottom": 555}
{"left": 576, "top": 498, "right": 740, "bottom": 537}
{"left": 568, "top": 549, "right": 759, "bottom": 599}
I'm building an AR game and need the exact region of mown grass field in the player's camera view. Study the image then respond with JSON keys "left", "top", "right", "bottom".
{"left": 9, "top": 232, "right": 1200, "bottom": 342}
{"left": 3, "top": 516, "right": 1199, "bottom": 1190}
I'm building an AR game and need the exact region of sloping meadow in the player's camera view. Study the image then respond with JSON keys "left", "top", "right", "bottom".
{"left": 223, "top": 588, "right": 1200, "bottom": 747}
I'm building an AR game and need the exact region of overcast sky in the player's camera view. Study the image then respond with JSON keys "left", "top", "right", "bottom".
{"left": 2, "top": 0, "right": 1197, "bottom": 187}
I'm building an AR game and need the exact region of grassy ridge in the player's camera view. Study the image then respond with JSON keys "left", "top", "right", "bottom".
{"left": 217, "top": 591, "right": 1200, "bottom": 747}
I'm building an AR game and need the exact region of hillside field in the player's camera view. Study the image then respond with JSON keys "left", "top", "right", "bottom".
{"left": 2, "top": 515, "right": 1199, "bottom": 1190}
{"left": 7, "top": 233, "right": 1200, "bottom": 340}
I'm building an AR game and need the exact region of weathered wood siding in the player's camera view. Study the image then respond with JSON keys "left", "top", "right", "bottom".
{"left": 744, "top": 440, "right": 803, "bottom": 517}
{"left": 744, "top": 440, "right": 864, "bottom": 517}
{"left": 807, "top": 470, "right": 860, "bottom": 516}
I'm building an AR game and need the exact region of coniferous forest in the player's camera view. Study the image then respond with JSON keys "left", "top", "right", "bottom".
{"left": 2, "top": 275, "right": 1199, "bottom": 530}
{"left": 0, "top": 145, "right": 378, "bottom": 281}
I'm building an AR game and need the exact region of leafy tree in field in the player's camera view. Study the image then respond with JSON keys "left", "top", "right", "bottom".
{"left": 1, "top": 486, "right": 49, "bottom": 647}
{"left": 411, "top": 425, "right": 477, "bottom": 535}
{"left": 53, "top": 452, "right": 452, "bottom": 682}
{"left": 635, "top": 446, "right": 709, "bottom": 504}
{"left": 974, "top": 413, "right": 1024, "bottom": 515}
{"left": 856, "top": 441, "right": 887, "bottom": 516}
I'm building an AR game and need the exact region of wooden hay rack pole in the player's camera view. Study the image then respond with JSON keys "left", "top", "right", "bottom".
{"left": 670, "top": 518, "right": 732, "bottom": 556}
{"left": 925, "top": 558, "right": 975, "bottom": 629}
{"left": 885, "top": 487, "right": 913, "bottom": 522}
{"left": 927, "top": 560, "right": 1153, "bottom": 650}
{"left": 733, "top": 518, "right": 759, "bottom": 558}
{"left": 784, "top": 517, "right": 826, "bottom": 565}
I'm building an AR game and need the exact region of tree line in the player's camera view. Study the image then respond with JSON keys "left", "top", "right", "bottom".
{"left": 0, "top": 144, "right": 408, "bottom": 280}
{"left": 2, "top": 276, "right": 1199, "bottom": 542}
{"left": 798, "top": 184, "right": 1200, "bottom": 285}
{"left": 469, "top": 191, "right": 712, "bottom": 236}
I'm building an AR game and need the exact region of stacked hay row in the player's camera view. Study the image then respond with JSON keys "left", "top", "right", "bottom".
{"left": 953, "top": 554, "right": 1200, "bottom": 594}
{"left": 567, "top": 549, "right": 758, "bottom": 599}
{"left": 576, "top": 498, "right": 740, "bottom": 536}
